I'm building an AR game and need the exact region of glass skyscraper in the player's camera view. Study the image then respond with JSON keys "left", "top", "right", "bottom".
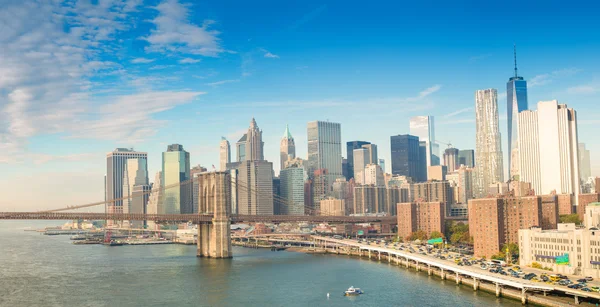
{"left": 346, "top": 141, "right": 370, "bottom": 180}
{"left": 161, "top": 144, "right": 191, "bottom": 214}
{"left": 507, "top": 46, "right": 528, "bottom": 181}
{"left": 307, "top": 121, "right": 342, "bottom": 184}
{"left": 409, "top": 116, "right": 439, "bottom": 174}
{"left": 390, "top": 134, "right": 424, "bottom": 182}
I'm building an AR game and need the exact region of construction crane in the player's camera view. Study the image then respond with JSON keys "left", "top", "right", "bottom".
{"left": 436, "top": 140, "right": 454, "bottom": 149}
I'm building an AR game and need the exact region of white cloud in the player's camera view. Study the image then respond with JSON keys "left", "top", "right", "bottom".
{"left": 443, "top": 107, "right": 473, "bottom": 118}
{"left": 407, "top": 84, "right": 442, "bottom": 101}
{"left": 529, "top": 68, "right": 581, "bottom": 87}
{"left": 144, "top": 0, "right": 224, "bottom": 56}
{"left": 179, "top": 57, "right": 201, "bottom": 64}
{"left": 205, "top": 79, "right": 240, "bottom": 87}
{"left": 0, "top": 1, "right": 197, "bottom": 164}
{"left": 131, "top": 57, "right": 155, "bottom": 63}
{"left": 567, "top": 84, "right": 599, "bottom": 95}
{"left": 259, "top": 48, "right": 279, "bottom": 59}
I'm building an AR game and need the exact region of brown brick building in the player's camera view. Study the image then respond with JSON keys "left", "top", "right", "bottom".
{"left": 468, "top": 196, "right": 549, "bottom": 258}
{"left": 397, "top": 202, "right": 445, "bottom": 240}
{"left": 557, "top": 194, "right": 573, "bottom": 215}
{"left": 578, "top": 193, "right": 600, "bottom": 222}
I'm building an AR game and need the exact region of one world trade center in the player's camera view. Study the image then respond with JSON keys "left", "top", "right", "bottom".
{"left": 507, "top": 45, "right": 528, "bottom": 181}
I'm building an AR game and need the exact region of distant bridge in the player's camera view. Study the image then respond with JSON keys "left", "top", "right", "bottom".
{"left": 0, "top": 212, "right": 396, "bottom": 224}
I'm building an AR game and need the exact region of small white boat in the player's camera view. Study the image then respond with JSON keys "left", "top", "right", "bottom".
{"left": 344, "top": 286, "right": 364, "bottom": 296}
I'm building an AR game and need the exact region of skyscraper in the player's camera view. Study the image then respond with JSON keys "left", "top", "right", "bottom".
{"left": 410, "top": 116, "right": 439, "bottom": 170}
{"left": 507, "top": 45, "right": 529, "bottom": 181}
{"left": 191, "top": 165, "right": 207, "bottom": 214}
{"left": 474, "top": 89, "right": 504, "bottom": 197}
{"left": 443, "top": 147, "right": 459, "bottom": 172}
{"left": 362, "top": 144, "right": 378, "bottom": 164}
{"left": 161, "top": 144, "right": 192, "bottom": 214}
{"left": 458, "top": 149, "right": 475, "bottom": 168}
{"left": 245, "top": 118, "right": 264, "bottom": 161}
{"left": 122, "top": 158, "right": 149, "bottom": 227}
{"left": 518, "top": 100, "right": 580, "bottom": 197}
{"left": 307, "top": 121, "right": 342, "bottom": 186}
{"left": 238, "top": 160, "right": 274, "bottom": 215}
{"left": 219, "top": 137, "right": 231, "bottom": 171}
{"left": 236, "top": 134, "right": 247, "bottom": 162}
{"left": 280, "top": 124, "right": 296, "bottom": 172}
{"left": 353, "top": 148, "right": 369, "bottom": 184}
{"left": 378, "top": 158, "right": 386, "bottom": 173}
{"left": 105, "top": 148, "right": 148, "bottom": 218}
{"left": 346, "top": 141, "right": 370, "bottom": 180}
{"left": 390, "top": 134, "right": 423, "bottom": 182}
{"left": 579, "top": 143, "right": 592, "bottom": 182}
{"left": 146, "top": 171, "right": 162, "bottom": 229}
{"left": 280, "top": 166, "right": 305, "bottom": 215}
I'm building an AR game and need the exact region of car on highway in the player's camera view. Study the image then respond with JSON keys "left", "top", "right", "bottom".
{"left": 586, "top": 276, "right": 594, "bottom": 281}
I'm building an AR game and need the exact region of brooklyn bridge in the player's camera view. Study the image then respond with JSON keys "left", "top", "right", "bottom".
{"left": 0, "top": 172, "right": 396, "bottom": 259}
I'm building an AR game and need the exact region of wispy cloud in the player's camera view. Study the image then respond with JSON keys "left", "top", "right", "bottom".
{"left": 259, "top": 48, "right": 279, "bottom": 59}
{"left": 469, "top": 53, "right": 492, "bottom": 62}
{"left": 443, "top": 107, "right": 473, "bottom": 118}
{"left": 149, "top": 65, "right": 174, "bottom": 70}
{"left": 567, "top": 84, "right": 599, "bottom": 95}
{"left": 143, "top": 0, "right": 224, "bottom": 56}
{"left": 205, "top": 79, "right": 240, "bottom": 87}
{"left": 529, "top": 68, "right": 581, "bottom": 87}
{"left": 289, "top": 5, "right": 327, "bottom": 30}
{"left": 131, "top": 57, "right": 155, "bottom": 64}
{"left": 407, "top": 84, "right": 442, "bottom": 101}
{"left": 179, "top": 58, "right": 201, "bottom": 64}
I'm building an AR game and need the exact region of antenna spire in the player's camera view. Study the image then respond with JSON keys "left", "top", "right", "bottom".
{"left": 513, "top": 44, "right": 518, "bottom": 78}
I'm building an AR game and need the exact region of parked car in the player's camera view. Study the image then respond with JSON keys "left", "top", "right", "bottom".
{"left": 582, "top": 287, "right": 593, "bottom": 292}
{"left": 585, "top": 276, "right": 594, "bottom": 281}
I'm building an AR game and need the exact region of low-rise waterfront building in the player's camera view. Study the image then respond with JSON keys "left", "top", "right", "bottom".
{"left": 519, "top": 223, "right": 600, "bottom": 278}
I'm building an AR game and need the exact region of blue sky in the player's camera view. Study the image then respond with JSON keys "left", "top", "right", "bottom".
{"left": 1, "top": 0, "right": 600, "bottom": 210}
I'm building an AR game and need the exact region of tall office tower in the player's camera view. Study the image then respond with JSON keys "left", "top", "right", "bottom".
{"left": 219, "top": 137, "right": 231, "bottom": 171}
{"left": 272, "top": 177, "right": 282, "bottom": 215}
{"left": 507, "top": 45, "right": 529, "bottom": 181}
{"left": 161, "top": 144, "right": 192, "bottom": 214}
{"left": 457, "top": 166, "right": 474, "bottom": 204}
{"left": 130, "top": 185, "right": 150, "bottom": 228}
{"left": 353, "top": 148, "right": 369, "bottom": 184}
{"left": 245, "top": 118, "right": 264, "bottom": 161}
{"left": 346, "top": 141, "right": 370, "bottom": 180}
{"left": 280, "top": 166, "right": 305, "bottom": 215}
{"left": 106, "top": 148, "right": 148, "bottom": 218}
{"left": 362, "top": 144, "right": 378, "bottom": 164}
{"left": 474, "top": 89, "right": 504, "bottom": 197}
{"left": 378, "top": 159, "right": 386, "bottom": 173}
{"left": 390, "top": 135, "right": 423, "bottom": 182}
{"left": 410, "top": 116, "right": 439, "bottom": 170}
{"left": 307, "top": 121, "right": 342, "bottom": 186}
{"left": 579, "top": 143, "right": 592, "bottom": 182}
{"left": 518, "top": 100, "right": 580, "bottom": 197}
{"left": 190, "top": 165, "right": 207, "bottom": 214}
{"left": 311, "top": 168, "right": 330, "bottom": 214}
{"left": 122, "top": 158, "right": 149, "bottom": 227}
{"left": 238, "top": 160, "right": 274, "bottom": 215}
{"left": 280, "top": 125, "right": 296, "bottom": 172}
{"left": 458, "top": 149, "right": 475, "bottom": 168}
{"left": 443, "top": 147, "right": 459, "bottom": 172}
{"left": 364, "top": 163, "right": 385, "bottom": 186}
{"left": 236, "top": 134, "right": 247, "bottom": 162}
{"left": 342, "top": 158, "right": 349, "bottom": 179}
{"left": 146, "top": 171, "right": 162, "bottom": 229}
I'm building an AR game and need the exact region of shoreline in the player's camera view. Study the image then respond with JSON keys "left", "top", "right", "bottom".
{"left": 275, "top": 246, "right": 573, "bottom": 307}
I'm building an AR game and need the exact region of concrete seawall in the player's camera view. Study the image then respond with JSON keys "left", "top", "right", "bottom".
{"left": 312, "top": 247, "right": 574, "bottom": 307}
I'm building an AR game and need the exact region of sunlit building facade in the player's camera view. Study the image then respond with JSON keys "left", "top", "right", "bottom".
{"left": 474, "top": 89, "right": 504, "bottom": 198}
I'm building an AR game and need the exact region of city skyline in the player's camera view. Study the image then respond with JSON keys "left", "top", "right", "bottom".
{"left": 2, "top": 0, "right": 600, "bottom": 210}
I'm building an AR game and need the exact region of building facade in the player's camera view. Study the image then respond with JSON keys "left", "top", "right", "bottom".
{"left": 353, "top": 147, "right": 369, "bottom": 184}
{"left": 519, "top": 224, "right": 600, "bottom": 278}
{"left": 458, "top": 149, "right": 475, "bottom": 168}
{"left": 307, "top": 121, "right": 342, "bottom": 187}
{"left": 346, "top": 141, "right": 371, "bottom": 180}
{"left": 279, "top": 166, "right": 305, "bottom": 215}
{"left": 411, "top": 181, "right": 453, "bottom": 207}
{"left": 280, "top": 125, "right": 296, "bottom": 172}
{"left": 443, "top": 147, "right": 459, "bottom": 172}
{"left": 474, "top": 89, "right": 504, "bottom": 198}
{"left": 507, "top": 48, "right": 529, "bottom": 181}
{"left": 397, "top": 202, "right": 445, "bottom": 240}
{"left": 237, "top": 160, "right": 274, "bottom": 215}
{"left": 390, "top": 134, "right": 424, "bottom": 182}
{"left": 363, "top": 163, "right": 385, "bottom": 186}
{"left": 518, "top": 100, "right": 580, "bottom": 199}
{"left": 410, "top": 116, "right": 439, "bottom": 170}
{"left": 161, "top": 144, "right": 192, "bottom": 214}
{"left": 579, "top": 143, "right": 592, "bottom": 184}
{"left": 219, "top": 137, "right": 231, "bottom": 171}
{"left": 105, "top": 148, "right": 148, "bottom": 218}
{"left": 320, "top": 198, "right": 345, "bottom": 216}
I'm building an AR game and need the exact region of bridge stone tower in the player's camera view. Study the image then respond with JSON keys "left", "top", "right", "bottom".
{"left": 197, "top": 172, "right": 232, "bottom": 258}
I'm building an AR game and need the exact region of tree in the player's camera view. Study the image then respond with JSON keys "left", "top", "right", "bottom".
{"left": 501, "top": 242, "right": 519, "bottom": 256}
{"left": 559, "top": 214, "right": 581, "bottom": 224}
{"left": 429, "top": 231, "right": 444, "bottom": 239}
{"left": 445, "top": 221, "right": 470, "bottom": 245}
{"left": 407, "top": 230, "right": 428, "bottom": 241}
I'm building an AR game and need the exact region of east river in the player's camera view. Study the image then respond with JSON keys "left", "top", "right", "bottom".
{"left": 0, "top": 221, "right": 522, "bottom": 307}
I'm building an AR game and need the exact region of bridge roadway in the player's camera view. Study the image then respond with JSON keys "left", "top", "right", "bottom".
{"left": 0, "top": 212, "right": 397, "bottom": 224}
{"left": 314, "top": 236, "right": 600, "bottom": 304}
